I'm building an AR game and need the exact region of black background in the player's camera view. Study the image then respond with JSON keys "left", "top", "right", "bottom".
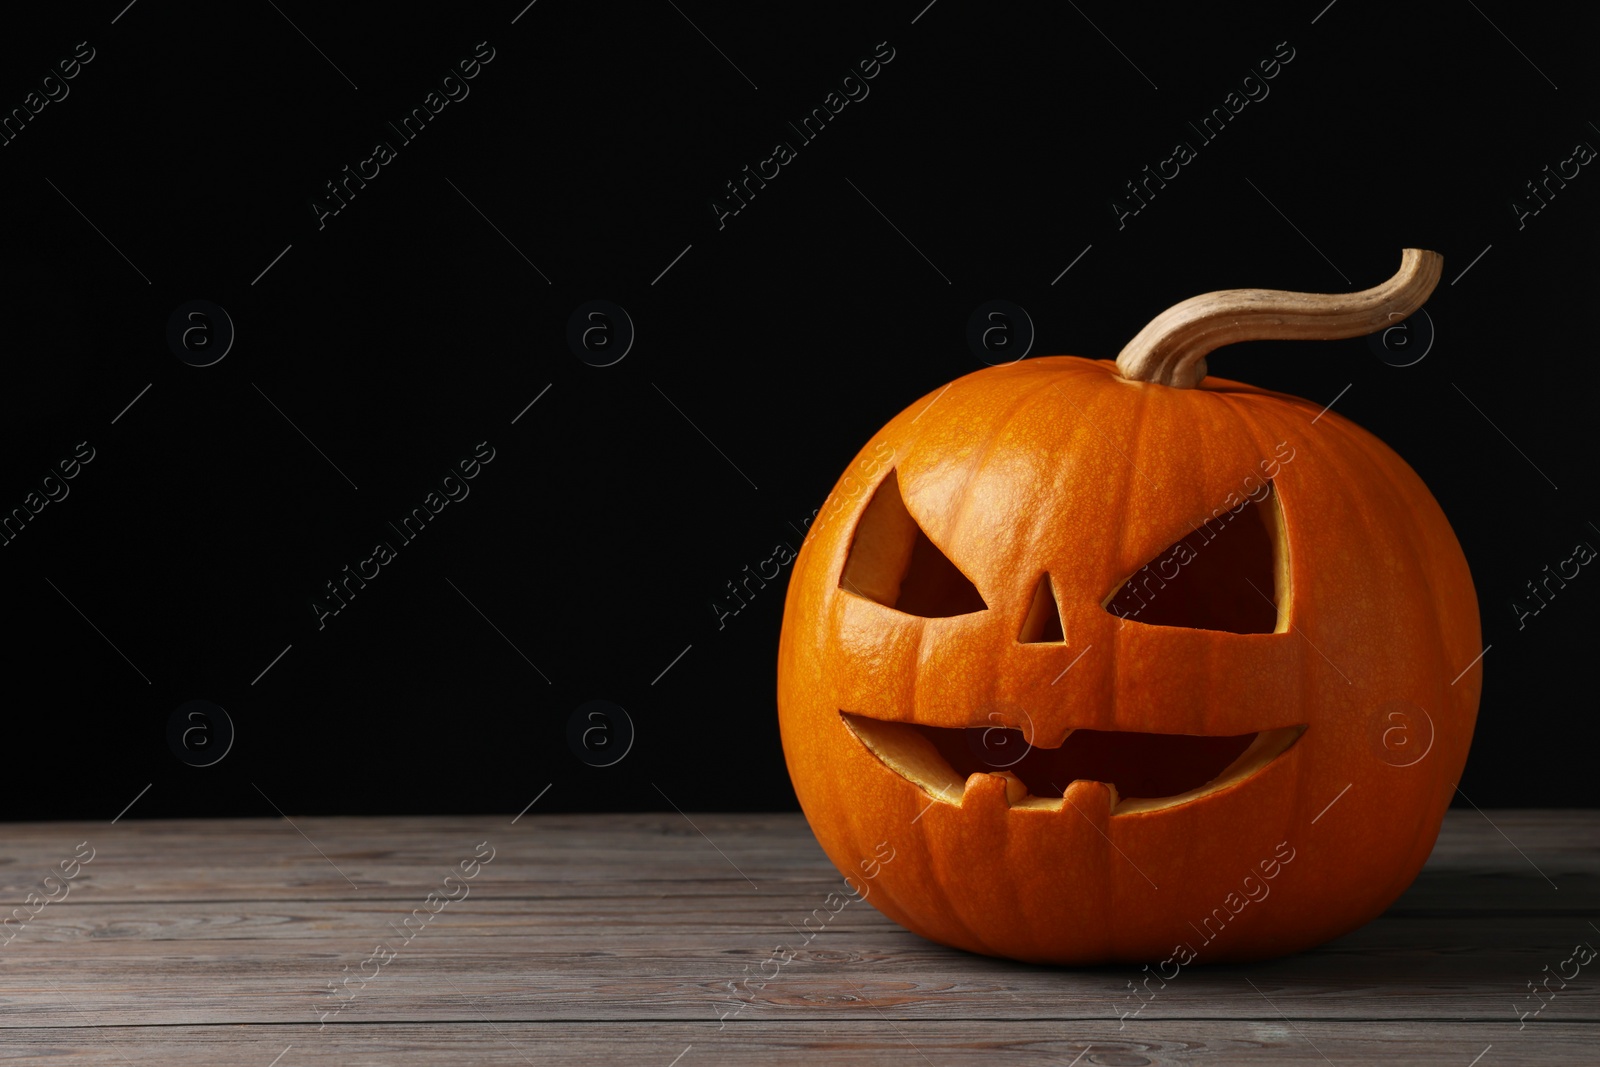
{"left": 0, "top": 0, "right": 1593, "bottom": 821}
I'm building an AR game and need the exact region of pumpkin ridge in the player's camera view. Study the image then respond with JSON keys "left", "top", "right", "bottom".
{"left": 1036, "top": 365, "right": 1153, "bottom": 735}
{"left": 1301, "top": 403, "right": 1479, "bottom": 901}
{"left": 1101, "top": 363, "right": 1153, "bottom": 740}
{"left": 884, "top": 370, "right": 1079, "bottom": 960}
{"left": 1312, "top": 404, "right": 1469, "bottom": 702}
{"left": 904, "top": 371, "right": 1077, "bottom": 730}
{"left": 1318, "top": 405, "right": 1476, "bottom": 671}
{"left": 905, "top": 790, "right": 1006, "bottom": 958}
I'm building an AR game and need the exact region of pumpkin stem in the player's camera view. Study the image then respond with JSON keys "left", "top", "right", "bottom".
{"left": 1114, "top": 248, "right": 1443, "bottom": 388}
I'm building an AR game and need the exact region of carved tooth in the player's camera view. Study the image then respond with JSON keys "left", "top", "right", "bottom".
{"left": 1058, "top": 778, "right": 1119, "bottom": 822}
{"left": 996, "top": 771, "right": 1029, "bottom": 806}
{"left": 962, "top": 771, "right": 1029, "bottom": 809}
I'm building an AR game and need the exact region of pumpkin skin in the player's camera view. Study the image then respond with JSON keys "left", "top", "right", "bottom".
{"left": 776, "top": 354, "right": 1481, "bottom": 964}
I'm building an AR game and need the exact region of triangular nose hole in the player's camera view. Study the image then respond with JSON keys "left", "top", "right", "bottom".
{"left": 1018, "top": 573, "right": 1065, "bottom": 643}
{"left": 839, "top": 469, "right": 987, "bottom": 618}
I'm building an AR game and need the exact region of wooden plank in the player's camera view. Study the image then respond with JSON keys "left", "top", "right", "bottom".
{"left": 0, "top": 814, "right": 835, "bottom": 902}
{"left": 1, "top": 906, "right": 1595, "bottom": 1024}
{"left": 7, "top": 896, "right": 1593, "bottom": 943}
{"left": 0, "top": 1021, "right": 1584, "bottom": 1066}
{"left": 0, "top": 811, "right": 1593, "bottom": 907}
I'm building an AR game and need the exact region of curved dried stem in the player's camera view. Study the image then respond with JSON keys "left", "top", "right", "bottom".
{"left": 1114, "top": 249, "right": 1443, "bottom": 388}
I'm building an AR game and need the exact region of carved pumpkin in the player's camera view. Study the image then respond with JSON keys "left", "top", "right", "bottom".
{"left": 776, "top": 250, "right": 1481, "bottom": 963}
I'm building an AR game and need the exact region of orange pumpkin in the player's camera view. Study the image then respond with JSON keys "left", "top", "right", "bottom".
{"left": 776, "top": 250, "right": 1481, "bottom": 963}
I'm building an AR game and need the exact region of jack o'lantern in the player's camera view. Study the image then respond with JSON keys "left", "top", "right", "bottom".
{"left": 776, "top": 250, "right": 1481, "bottom": 964}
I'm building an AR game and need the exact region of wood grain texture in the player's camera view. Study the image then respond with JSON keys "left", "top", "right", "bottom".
{"left": 0, "top": 811, "right": 1592, "bottom": 1064}
{"left": 0, "top": 1023, "right": 1585, "bottom": 1067}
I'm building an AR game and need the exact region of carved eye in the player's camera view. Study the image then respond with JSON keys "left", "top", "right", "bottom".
{"left": 1103, "top": 482, "right": 1285, "bottom": 634}
{"left": 840, "top": 470, "right": 987, "bottom": 617}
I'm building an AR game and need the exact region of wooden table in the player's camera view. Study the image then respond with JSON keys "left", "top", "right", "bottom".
{"left": 0, "top": 811, "right": 1592, "bottom": 1064}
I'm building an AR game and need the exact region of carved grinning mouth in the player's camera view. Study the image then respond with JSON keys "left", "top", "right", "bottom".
{"left": 840, "top": 712, "right": 1306, "bottom": 814}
